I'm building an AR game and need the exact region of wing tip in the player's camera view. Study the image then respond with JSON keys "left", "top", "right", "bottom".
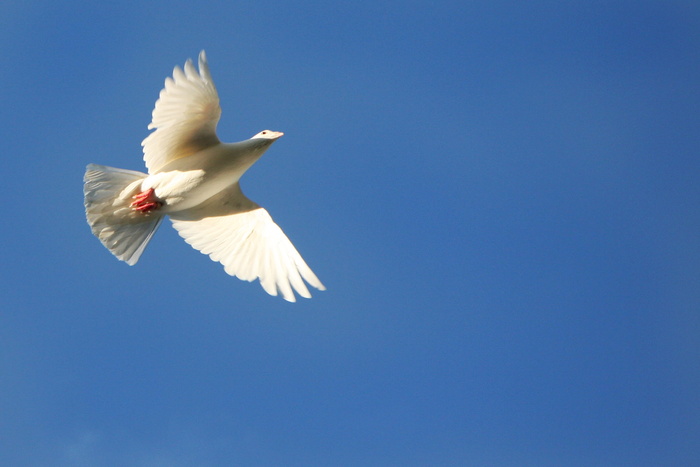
{"left": 198, "top": 50, "right": 212, "bottom": 81}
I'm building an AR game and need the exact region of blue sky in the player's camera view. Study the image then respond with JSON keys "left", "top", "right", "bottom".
{"left": 1, "top": 1, "right": 699, "bottom": 465}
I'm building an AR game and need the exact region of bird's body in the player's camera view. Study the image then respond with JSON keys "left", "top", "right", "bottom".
{"left": 141, "top": 136, "right": 278, "bottom": 213}
{"left": 84, "top": 51, "right": 324, "bottom": 301}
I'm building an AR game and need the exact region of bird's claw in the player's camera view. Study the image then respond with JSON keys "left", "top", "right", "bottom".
{"left": 131, "top": 188, "right": 162, "bottom": 212}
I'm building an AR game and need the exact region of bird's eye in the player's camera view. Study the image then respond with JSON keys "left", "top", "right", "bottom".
{"left": 262, "top": 131, "right": 267, "bottom": 134}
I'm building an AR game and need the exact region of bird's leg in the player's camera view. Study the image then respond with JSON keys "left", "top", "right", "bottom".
{"left": 130, "top": 188, "right": 162, "bottom": 213}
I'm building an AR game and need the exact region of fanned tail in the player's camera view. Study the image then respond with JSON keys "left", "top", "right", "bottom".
{"left": 83, "top": 164, "right": 163, "bottom": 265}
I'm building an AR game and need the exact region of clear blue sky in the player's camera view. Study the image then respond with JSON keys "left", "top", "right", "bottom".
{"left": 1, "top": 1, "right": 699, "bottom": 465}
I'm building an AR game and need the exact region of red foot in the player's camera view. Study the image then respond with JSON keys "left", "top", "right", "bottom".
{"left": 130, "top": 188, "right": 162, "bottom": 213}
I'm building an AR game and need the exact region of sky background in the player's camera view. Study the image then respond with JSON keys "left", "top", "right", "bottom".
{"left": 1, "top": 1, "right": 699, "bottom": 465}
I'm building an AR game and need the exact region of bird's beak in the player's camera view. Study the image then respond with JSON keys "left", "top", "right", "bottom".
{"left": 270, "top": 131, "right": 284, "bottom": 139}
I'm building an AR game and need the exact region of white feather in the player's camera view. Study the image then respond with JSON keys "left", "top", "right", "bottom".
{"left": 142, "top": 51, "right": 221, "bottom": 174}
{"left": 83, "top": 164, "right": 163, "bottom": 265}
{"left": 170, "top": 184, "right": 325, "bottom": 302}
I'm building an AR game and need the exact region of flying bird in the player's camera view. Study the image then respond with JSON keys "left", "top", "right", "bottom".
{"left": 84, "top": 51, "right": 325, "bottom": 302}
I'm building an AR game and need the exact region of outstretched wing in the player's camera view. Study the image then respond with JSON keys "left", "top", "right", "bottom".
{"left": 142, "top": 50, "right": 221, "bottom": 174}
{"left": 170, "top": 184, "right": 325, "bottom": 302}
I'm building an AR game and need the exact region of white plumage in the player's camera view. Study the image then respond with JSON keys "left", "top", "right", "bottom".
{"left": 84, "top": 51, "right": 325, "bottom": 302}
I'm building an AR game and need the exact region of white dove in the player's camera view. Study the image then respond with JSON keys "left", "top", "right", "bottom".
{"left": 84, "top": 51, "right": 325, "bottom": 302}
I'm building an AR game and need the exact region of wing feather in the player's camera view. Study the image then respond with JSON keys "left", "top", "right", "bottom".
{"left": 170, "top": 184, "right": 325, "bottom": 302}
{"left": 142, "top": 51, "right": 222, "bottom": 173}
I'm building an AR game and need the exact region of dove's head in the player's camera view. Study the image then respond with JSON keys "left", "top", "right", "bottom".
{"left": 245, "top": 130, "right": 284, "bottom": 154}
{"left": 252, "top": 130, "right": 284, "bottom": 140}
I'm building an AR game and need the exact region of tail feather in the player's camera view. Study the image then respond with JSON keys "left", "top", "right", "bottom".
{"left": 84, "top": 164, "right": 163, "bottom": 265}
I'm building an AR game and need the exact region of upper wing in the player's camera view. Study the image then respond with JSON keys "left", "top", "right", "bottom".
{"left": 142, "top": 51, "right": 222, "bottom": 174}
{"left": 169, "top": 184, "right": 326, "bottom": 302}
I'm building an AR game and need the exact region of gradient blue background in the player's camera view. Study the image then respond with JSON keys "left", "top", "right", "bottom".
{"left": 2, "top": 1, "right": 699, "bottom": 465}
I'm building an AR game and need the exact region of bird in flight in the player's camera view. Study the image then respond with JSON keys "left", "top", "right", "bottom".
{"left": 84, "top": 51, "right": 325, "bottom": 302}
